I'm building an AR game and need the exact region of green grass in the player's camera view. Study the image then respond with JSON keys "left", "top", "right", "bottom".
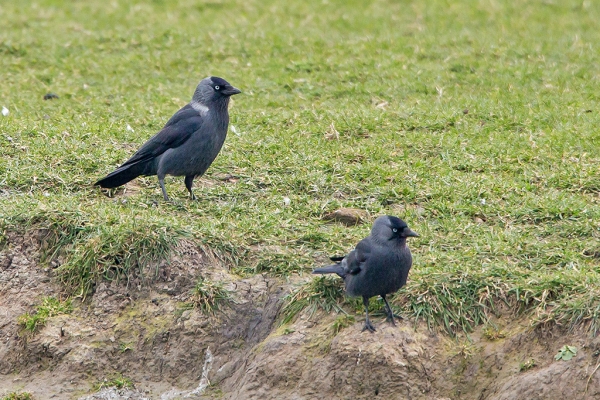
{"left": 94, "top": 374, "right": 134, "bottom": 391}
{"left": 1, "top": 393, "right": 34, "bottom": 400}
{"left": 18, "top": 296, "right": 72, "bottom": 333}
{"left": 190, "top": 276, "right": 232, "bottom": 315}
{"left": 281, "top": 276, "right": 348, "bottom": 325}
{"left": 1, "top": 0, "right": 600, "bottom": 334}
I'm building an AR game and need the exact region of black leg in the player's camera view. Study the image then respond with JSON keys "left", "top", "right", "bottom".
{"left": 362, "top": 296, "right": 376, "bottom": 333}
{"left": 184, "top": 175, "right": 196, "bottom": 200}
{"left": 158, "top": 176, "right": 170, "bottom": 201}
{"left": 382, "top": 294, "right": 402, "bottom": 326}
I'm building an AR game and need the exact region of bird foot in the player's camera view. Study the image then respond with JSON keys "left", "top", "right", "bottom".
{"left": 387, "top": 313, "right": 403, "bottom": 321}
{"left": 362, "top": 321, "right": 376, "bottom": 333}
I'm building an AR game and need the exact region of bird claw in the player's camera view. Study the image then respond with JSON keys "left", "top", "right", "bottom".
{"left": 362, "top": 321, "right": 376, "bottom": 333}
{"left": 386, "top": 313, "right": 403, "bottom": 321}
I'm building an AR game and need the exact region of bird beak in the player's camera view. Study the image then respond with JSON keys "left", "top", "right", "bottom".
{"left": 223, "top": 86, "right": 241, "bottom": 96}
{"left": 406, "top": 229, "right": 419, "bottom": 238}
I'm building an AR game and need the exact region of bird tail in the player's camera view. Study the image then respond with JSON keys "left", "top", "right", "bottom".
{"left": 312, "top": 264, "right": 346, "bottom": 279}
{"left": 95, "top": 161, "right": 152, "bottom": 188}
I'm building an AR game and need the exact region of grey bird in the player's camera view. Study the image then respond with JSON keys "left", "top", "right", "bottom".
{"left": 95, "top": 76, "right": 241, "bottom": 201}
{"left": 313, "top": 215, "right": 419, "bottom": 332}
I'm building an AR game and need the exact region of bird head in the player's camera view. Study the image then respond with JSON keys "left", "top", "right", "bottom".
{"left": 192, "top": 76, "right": 241, "bottom": 106}
{"left": 372, "top": 215, "right": 419, "bottom": 242}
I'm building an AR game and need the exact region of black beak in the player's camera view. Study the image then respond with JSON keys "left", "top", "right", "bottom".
{"left": 405, "top": 229, "right": 419, "bottom": 238}
{"left": 223, "top": 86, "right": 241, "bottom": 96}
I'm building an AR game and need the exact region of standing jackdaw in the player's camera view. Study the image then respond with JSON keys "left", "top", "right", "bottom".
{"left": 313, "top": 215, "right": 419, "bottom": 332}
{"left": 95, "top": 76, "right": 241, "bottom": 201}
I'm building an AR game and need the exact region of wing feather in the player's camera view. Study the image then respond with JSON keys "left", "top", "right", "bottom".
{"left": 120, "top": 104, "right": 204, "bottom": 167}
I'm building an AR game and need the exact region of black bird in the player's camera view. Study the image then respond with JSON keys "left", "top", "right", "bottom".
{"left": 313, "top": 215, "right": 419, "bottom": 332}
{"left": 95, "top": 76, "right": 241, "bottom": 201}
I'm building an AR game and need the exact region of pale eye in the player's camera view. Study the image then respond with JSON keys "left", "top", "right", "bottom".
{"left": 215, "top": 85, "right": 220, "bottom": 90}
{"left": 392, "top": 228, "right": 398, "bottom": 233}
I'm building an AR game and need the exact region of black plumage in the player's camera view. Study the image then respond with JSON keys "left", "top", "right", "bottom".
{"left": 95, "top": 76, "right": 241, "bottom": 201}
{"left": 313, "top": 215, "right": 419, "bottom": 332}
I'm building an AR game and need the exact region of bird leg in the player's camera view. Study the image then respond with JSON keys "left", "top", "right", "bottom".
{"left": 158, "top": 176, "right": 170, "bottom": 201}
{"left": 362, "top": 296, "right": 376, "bottom": 333}
{"left": 184, "top": 175, "right": 196, "bottom": 200}
{"left": 382, "top": 294, "right": 402, "bottom": 326}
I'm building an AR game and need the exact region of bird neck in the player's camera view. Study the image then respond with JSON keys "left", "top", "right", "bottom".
{"left": 211, "top": 98, "right": 231, "bottom": 130}
{"left": 213, "top": 97, "right": 231, "bottom": 114}
{"left": 391, "top": 237, "right": 408, "bottom": 248}
{"left": 191, "top": 100, "right": 209, "bottom": 115}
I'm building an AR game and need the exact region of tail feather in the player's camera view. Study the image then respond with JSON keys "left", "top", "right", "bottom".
{"left": 95, "top": 161, "right": 151, "bottom": 188}
{"left": 312, "top": 264, "right": 346, "bottom": 279}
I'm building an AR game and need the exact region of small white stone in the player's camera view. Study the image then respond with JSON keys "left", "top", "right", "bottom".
{"left": 283, "top": 196, "right": 291, "bottom": 206}
{"left": 480, "top": 198, "right": 486, "bottom": 205}
{"left": 1, "top": 106, "right": 8, "bottom": 116}
{"left": 126, "top": 124, "right": 134, "bottom": 132}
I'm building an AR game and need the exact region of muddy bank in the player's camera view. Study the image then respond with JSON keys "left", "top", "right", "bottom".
{"left": 1, "top": 231, "right": 599, "bottom": 399}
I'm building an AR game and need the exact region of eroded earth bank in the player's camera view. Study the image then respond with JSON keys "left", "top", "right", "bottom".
{"left": 1, "top": 231, "right": 600, "bottom": 399}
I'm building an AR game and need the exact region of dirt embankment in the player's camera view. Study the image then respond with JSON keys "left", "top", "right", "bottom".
{"left": 1, "top": 231, "right": 600, "bottom": 399}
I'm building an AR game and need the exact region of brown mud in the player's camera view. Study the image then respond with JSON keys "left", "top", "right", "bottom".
{"left": 1, "top": 231, "right": 599, "bottom": 399}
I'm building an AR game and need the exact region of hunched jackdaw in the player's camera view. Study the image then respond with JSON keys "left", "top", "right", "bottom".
{"left": 95, "top": 76, "right": 241, "bottom": 201}
{"left": 313, "top": 215, "right": 419, "bottom": 332}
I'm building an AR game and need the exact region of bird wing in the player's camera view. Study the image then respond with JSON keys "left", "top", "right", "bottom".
{"left": 344, "top": 238, "right": 373, "bottom": 275}
{"left": 120, "top": 104, "right": 204, "bottom": 167}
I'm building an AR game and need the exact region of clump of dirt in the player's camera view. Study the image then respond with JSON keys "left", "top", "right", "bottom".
{"left": 1, "top": 231, "right": 600, "bottom": 399}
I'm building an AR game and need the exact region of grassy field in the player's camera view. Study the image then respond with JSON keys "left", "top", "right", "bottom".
{"left": 1, "top": 0, "right": 599, "bottom": 334}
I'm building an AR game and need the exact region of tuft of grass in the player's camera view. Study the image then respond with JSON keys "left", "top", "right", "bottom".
{"left": 331, "top": 314, "right": 356, "bottom": 335}
{"left": 519, "top": 358, "right": 537, "bottom": 372}
{"left": 1, "top": 393, "right": 34, "bottom": 400}
{"left": 281, "top": 327, "right": 295, "bottom": 335}
{"left": 18, "top": 297, "right": 72, "bottom": 333}
{"left": 190, "top": 276, "right": 232, "bottom": 315}
{"left": 118, "top": 342, "right": 134, "bottom": 353}
{"left": 280, "top": 276, "right": 347, "bottom": 325}
{"left": 482, "top": 325, "right": 506, "bottom": 341}
{"left": 94, "top": 374, "right": 134, "bottom": 391}
{"left": 395, "top": 270, "right": 506, "bottom": 334}
{"left": 175, "top": 302, "right": 196, "bottom": 318}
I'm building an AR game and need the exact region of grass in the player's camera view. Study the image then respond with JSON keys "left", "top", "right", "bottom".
{"left": 94, "top": 374, "right": 134, "bottom": 391}
{"left": 281, "top": 276, "right": 348, "bottom": 325}
{"left": 1, "top": 393, "right": 34, "bottom": 400}
{"left": 18, "top": 296, "right": 72, "bottom": 333}
{"left": 190, "top": 276, "right": 232, "bottom": 315}
{"left": 519, "top": 358, "right": 537, "bottom": 372}
{"left": 1, "top": 0, "right": 599, "bottom": 334}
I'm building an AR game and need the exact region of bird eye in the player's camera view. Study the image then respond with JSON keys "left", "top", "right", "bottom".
{"left": 392, "top": 228, "right": 398, "bottom": 233}
{"left": 214, "top": 85, "right": 220, "bottom": 90}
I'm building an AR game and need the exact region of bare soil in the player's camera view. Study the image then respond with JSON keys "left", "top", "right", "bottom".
{"left": 1, "top": 231, "right": 600, "bottom": 399}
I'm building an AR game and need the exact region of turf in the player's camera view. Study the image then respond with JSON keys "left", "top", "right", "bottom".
{"left": 1, "top": 0, "right": 599, "bottom": 334}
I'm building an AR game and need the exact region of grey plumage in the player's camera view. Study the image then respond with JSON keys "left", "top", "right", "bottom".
{"left": 95, "top": 76, "right": 241, "bottom": 201}
{"left": 313, "top": 215, "right": 419, "bottom": 332}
